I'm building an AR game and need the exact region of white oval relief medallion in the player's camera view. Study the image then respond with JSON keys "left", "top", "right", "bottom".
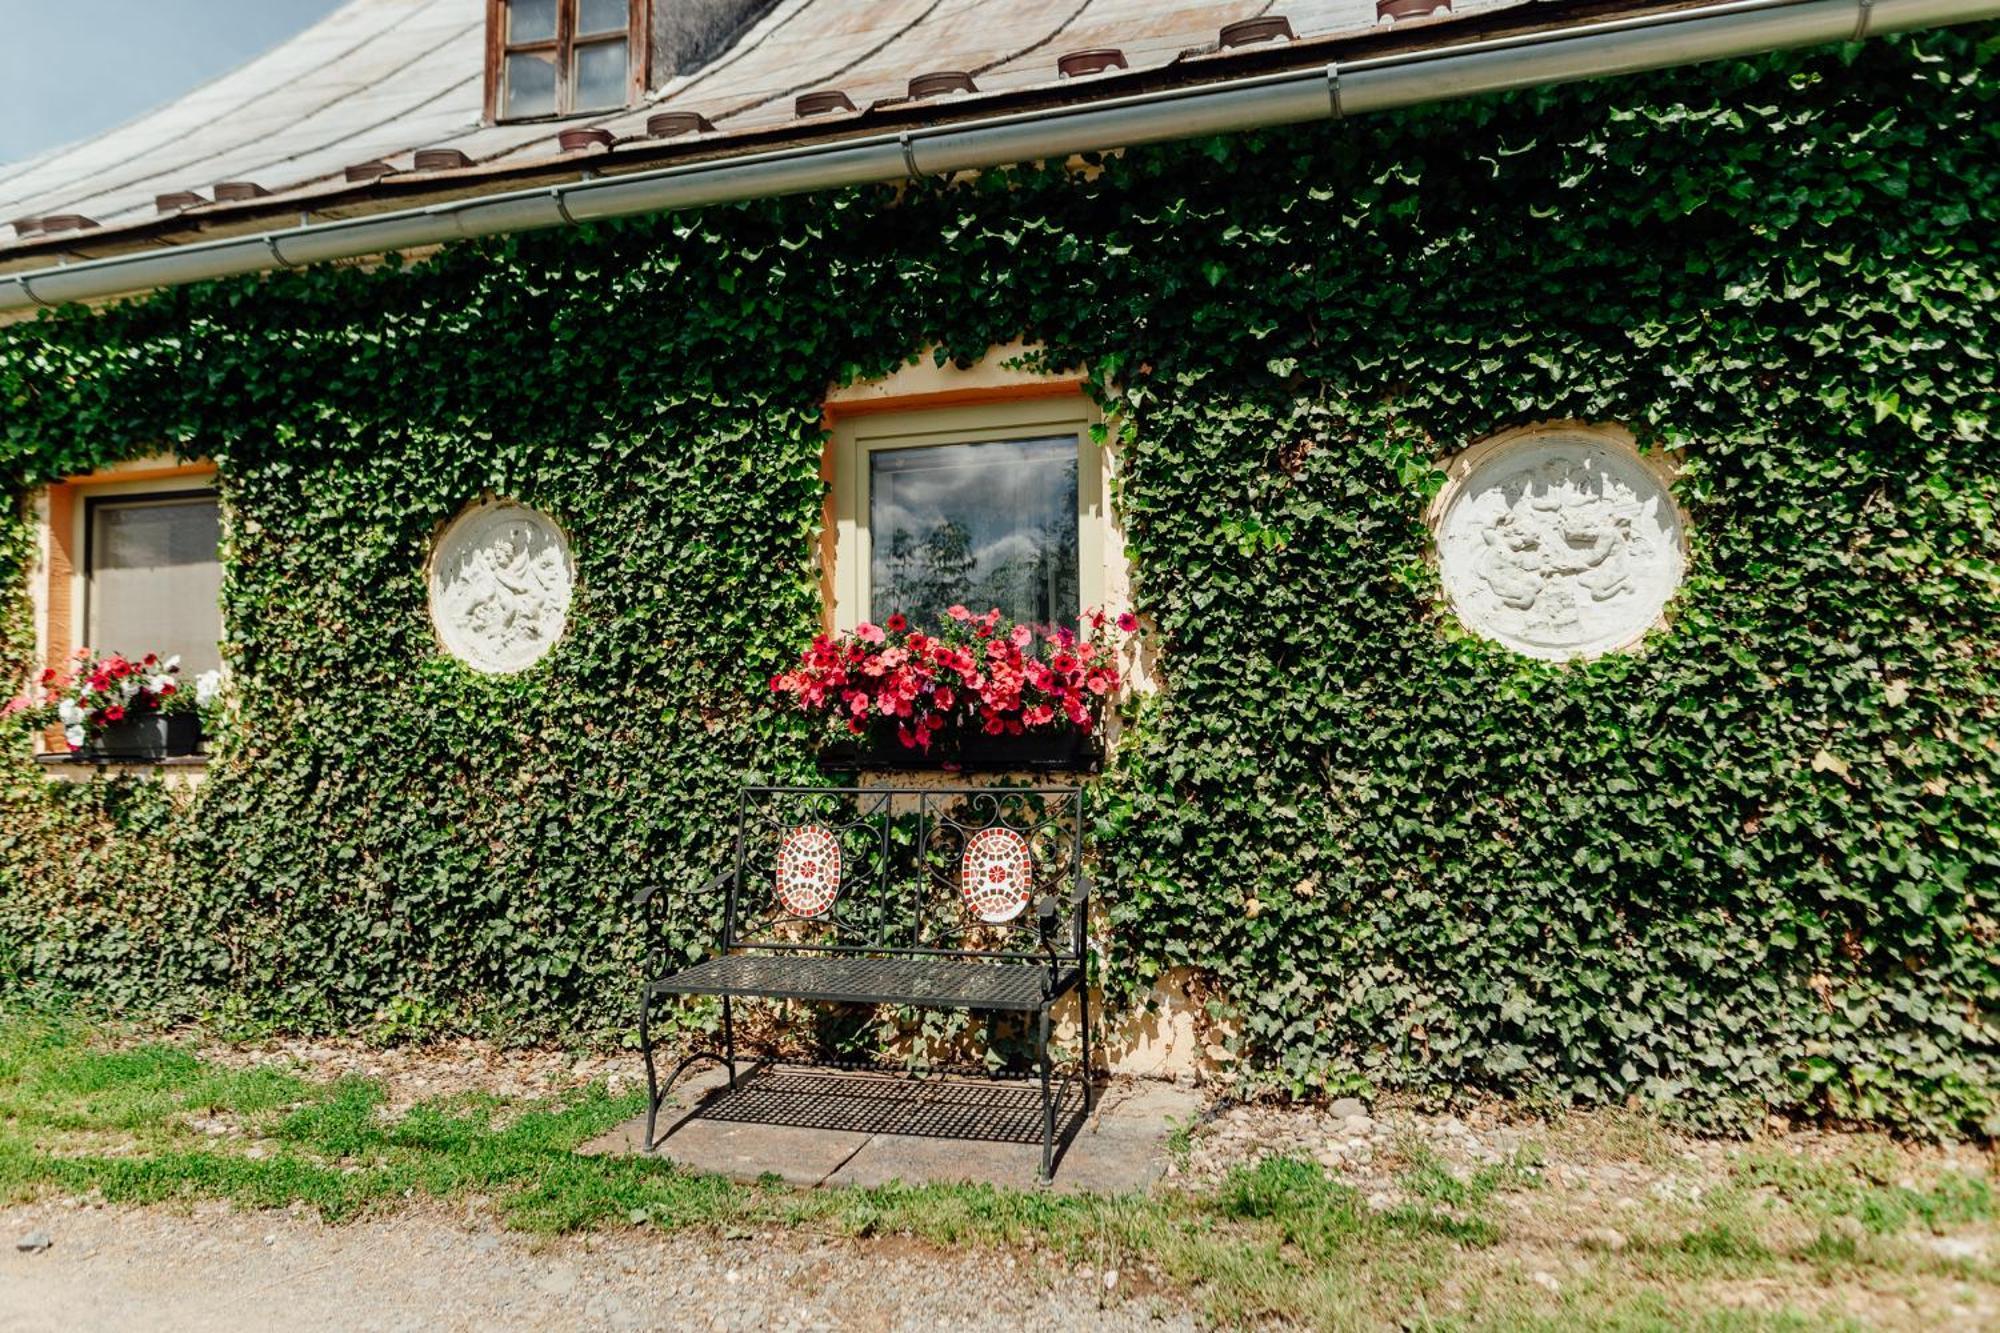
{"left": 428, "top": 501, "right": 574, "bottom": 674}
{"left": 1433, "top": 427, "right": 1685, "bottom": 661}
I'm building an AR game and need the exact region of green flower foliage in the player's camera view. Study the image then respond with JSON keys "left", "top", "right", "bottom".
{"left": 0, "top": 30, "right": 1993, "bottom": 1133}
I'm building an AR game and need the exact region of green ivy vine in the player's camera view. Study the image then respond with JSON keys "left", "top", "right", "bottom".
{"left": 0, "top": 28, "right": 1992, "bottom": 1135}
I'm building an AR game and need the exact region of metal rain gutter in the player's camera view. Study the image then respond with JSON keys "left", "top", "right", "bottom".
{"left": 2, "top": 0, "right": 1993, "bottom": 313}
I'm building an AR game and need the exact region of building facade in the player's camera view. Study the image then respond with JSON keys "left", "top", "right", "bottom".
{"left": 1, "top": 1, "right": 1994, "bottom": 1136}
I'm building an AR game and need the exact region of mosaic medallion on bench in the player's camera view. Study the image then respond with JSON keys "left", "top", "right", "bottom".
{"left": 774, "top": 824, "right": 841, "bottom": 918}
{"left": 961, "top": 826, "right": 1033, "bottom": 924}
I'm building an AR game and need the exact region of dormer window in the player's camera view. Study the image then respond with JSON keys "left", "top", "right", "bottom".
{"left": 486, "top": 0, "right": 650, "bottom": 122}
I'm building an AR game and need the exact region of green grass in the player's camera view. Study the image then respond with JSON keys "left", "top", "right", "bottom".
{"left": 0, "top": 1013, "right": 1990, "bottom": 1331}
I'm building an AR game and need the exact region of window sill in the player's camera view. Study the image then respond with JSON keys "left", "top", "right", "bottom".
{"left": 34, "top": 752, "right": 209, "bottom": 784}
{"left": 491, "top": 106, "right": 630, "bottom": 127}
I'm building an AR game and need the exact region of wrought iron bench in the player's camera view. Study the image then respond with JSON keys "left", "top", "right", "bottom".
{"left": 635, "top": 785, "right": 1094, "bottom": 1179}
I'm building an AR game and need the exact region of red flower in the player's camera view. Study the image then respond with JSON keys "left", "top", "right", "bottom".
{"left": 775, "top": 606, "right": 1116, "bottom": 749}
{"left": 103, "top": 706, "right": 126, "bottom": 723}
{"left": 1116, "top": 611, "right": 1139, "bottom": 633}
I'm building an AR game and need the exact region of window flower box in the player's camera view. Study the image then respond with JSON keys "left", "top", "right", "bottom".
{"left": 817, "top": 724, "right": 1101, "bottom": 773}
{"left": 776, "top": 606, "right": 1135, "bottom": 772}
{"left": 82, "top": 712, "right": 204, "bottom": 761}
{"left": 6, "top": 648, "right": 222, "bottom": 761}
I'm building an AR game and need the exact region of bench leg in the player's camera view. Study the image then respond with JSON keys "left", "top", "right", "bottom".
{"left": 638, "top": 986, "right": 660, "bottom": 1153}
{"left": 722, "top": 996, "right": 738, "bottom": 1089}
{"left": 1038, "top": 1003, "right": 1054, "bottom": 1182}
{"left": 1079, "top": 979, "right": 1095, "bottom": 1112}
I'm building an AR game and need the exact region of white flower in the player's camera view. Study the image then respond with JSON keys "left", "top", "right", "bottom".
{"left": 194, "top": 670, "right": 224, "bottom": 707}
{"left": 63, "top": 725, "right": 84, "bottom": 748}
{"left": 57, "top": 700, "right": 84, "bottom": 726}
{"left": 147, "top": 674, "right": 175, "bottom": 695}
{"left": 163, "top": 655, "right": 181, "bottom": 670}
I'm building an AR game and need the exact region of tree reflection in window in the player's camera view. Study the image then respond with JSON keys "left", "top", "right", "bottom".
{"left": 870, "top": 436, "right": 1079, "bottom": 629}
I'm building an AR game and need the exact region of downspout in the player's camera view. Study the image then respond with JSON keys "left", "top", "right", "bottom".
{"left": 1, "top": 0, "right": 1991, "bottom": 313}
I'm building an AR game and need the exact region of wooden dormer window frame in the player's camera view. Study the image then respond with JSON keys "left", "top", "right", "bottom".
{"left": 484, "top": 0, "right": 651, "bottom": 123}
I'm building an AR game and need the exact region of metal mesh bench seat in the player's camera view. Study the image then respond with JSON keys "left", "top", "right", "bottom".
{"left": 646, "top": 953, "right": 1078, "bottom": 1011}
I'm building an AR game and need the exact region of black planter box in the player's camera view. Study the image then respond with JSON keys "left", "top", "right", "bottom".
{"left": 79, "top": 712, "right": 203, "bottom": 761}
{"left": 818, "top": 726, "right": 1099, "bottom": 774}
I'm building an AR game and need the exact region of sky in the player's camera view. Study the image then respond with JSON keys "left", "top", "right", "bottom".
{"left": 0, "top": 0, "right": 349, "bottom": 164}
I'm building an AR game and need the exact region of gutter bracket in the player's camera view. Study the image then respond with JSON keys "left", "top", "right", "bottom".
{"left": 1853, "top": 0, "right": 1875, "bottom": 39}
{"left": 1326, "top": 62, "right": 1344, "bottom": 119}
{"left": 265, "top": 235, "right": 296, "bottom": 269}
{"left": 14, "top": 277, "right": 52, "bottom": 309}
{"left": 553, "top": 186, "right": 579, "bottom": 226}
{"left": 899, "top": 131, "right": 922, "bottom": 181}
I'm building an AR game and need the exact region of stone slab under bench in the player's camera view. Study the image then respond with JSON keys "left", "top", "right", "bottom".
{"left": 578, "top": 1064, "right": 1197, "bottom": 1194}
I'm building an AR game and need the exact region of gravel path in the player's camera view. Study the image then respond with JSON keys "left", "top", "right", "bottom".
{"left": 0, "top": 1200, "right": 1188, "bottom": 1333}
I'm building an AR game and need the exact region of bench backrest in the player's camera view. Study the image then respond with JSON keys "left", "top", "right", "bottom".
{"left": 725, "top": 785, "right": 1085, "bottom": 966}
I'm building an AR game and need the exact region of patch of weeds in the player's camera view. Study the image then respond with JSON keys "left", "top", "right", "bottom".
{"left": 1383, "top": 1142, "right": 1541, "bottom": 1244}
{"left": 276, "top": 1078, "right": 389, "bottom": 1159}
{"left": 1798, "top": 1223, "right": 1863, "bottom": 1267}
{"left": 1678, "top": 1219, "right": 1774, "bottom": 1264}
{"left": 1542, "top": 1105, "right": 1681, "bottom": 1169}
{"left": 1732, "top": 1148, "right": 1993, "bottom": 1235}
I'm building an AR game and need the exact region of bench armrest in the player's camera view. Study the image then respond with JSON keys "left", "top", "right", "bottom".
{"left": 1036, "top": 871, "right": 1092, "bottom": 919}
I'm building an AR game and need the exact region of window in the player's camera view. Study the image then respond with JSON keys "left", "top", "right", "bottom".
{"left": 830, "top": 398, "right": 1105, "bottom": 634}
{"left": 82, "top": 488, "right": 223, "bottom": 675}
{"left": 486, "top": 0, "right": 649, "bottom": 122}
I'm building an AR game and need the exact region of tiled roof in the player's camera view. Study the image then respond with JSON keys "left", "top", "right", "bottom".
{"left": 1, "top": 0, "right": 1535, "bottom": 252}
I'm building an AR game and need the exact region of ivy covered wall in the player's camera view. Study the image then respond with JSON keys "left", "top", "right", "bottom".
{"left": 1, "top": 29, "right": 1993, "bottom": 1134}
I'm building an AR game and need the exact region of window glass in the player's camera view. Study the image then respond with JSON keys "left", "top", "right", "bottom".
{"left": 869, "top": 436, "right": 1079, "bottom": 629}
{"left": 576, "top": 0, "right": 627, "bottom": 35}
{"left": 86, "top": 495, "right": 222, "bottom": 675}
{"left": 572, "top": 38, "right": 628, "bottom": 110}
{"left": 504, "top": 50, "right": 558, "bottom": 118}
{"left": 506, "top": 0, "right": 558, "bottom": 43}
